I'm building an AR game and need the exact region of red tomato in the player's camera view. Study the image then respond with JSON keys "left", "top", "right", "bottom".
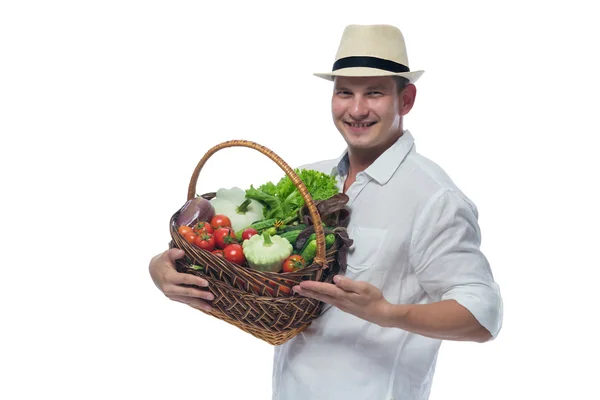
{"left": 211, "top": 249, "right": 224, "bottom": 258}
{"left": 184, "top": 232, "right": 197, "bottom": 244}
{"left": 211, "top": 214, "right": 232, "bottom": 229}
{"left": 178, "top": 225, "right": 192, "bottom": 236}
{"left": 193, "top": 221, "right": 213, "bottom": 235}
{"left": 278, "top": 285, "right": 291, "bottom": 295}
{"left": 282, "top": 255, "right": 306, "bottom": 273}
{"left": 214, "top": 227, "right": 237, "bottom": 249}
{"left": 194, "top": 233, "right": 215, "bottom": 251}
{"left": 242, "top": 227, "right": 258, "bottom": 241}
{"left": 223, "top": 244, "right": 245, "bottom": 265}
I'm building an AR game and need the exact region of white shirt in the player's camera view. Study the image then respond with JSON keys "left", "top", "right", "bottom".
{"left": 271, "top": 130, "right": 503, "bottom": 400}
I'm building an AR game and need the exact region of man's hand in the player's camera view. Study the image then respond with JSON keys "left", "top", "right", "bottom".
{"left": 149, "top": 248, "right": 214, "bottom": 312}
{"left": 293, "top": 275, "right": 392, "bottom": 327}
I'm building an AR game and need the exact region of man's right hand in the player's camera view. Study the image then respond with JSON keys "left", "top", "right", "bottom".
{"left": 149, "top": 248, "right": 214, "bottom": 312}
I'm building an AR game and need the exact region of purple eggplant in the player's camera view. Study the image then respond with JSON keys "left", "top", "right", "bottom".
{"left": 176, "top": 197, "right": 215, "bottom": 227}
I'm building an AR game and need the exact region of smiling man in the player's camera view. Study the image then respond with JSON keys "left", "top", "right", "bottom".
{"left": 273, "top": 24, "right": 504, "bottom": 399}
{"left": 148, "top": 24, "right": 503, "bottom": 400}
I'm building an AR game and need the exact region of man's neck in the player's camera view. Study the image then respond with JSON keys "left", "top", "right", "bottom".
{"left": 346, "top": 130, "right": 404, "bottom": 177}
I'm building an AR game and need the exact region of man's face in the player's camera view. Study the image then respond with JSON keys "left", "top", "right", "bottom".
{"left": 331, "top": 76, "right": 413, "bottom": 153}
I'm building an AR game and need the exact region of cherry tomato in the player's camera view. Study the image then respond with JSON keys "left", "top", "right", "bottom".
{"left": 223, "top": 244, "right": 245, "bottom": 265}
{"left": 241, "top": 227, "right": 258, "bottom": 241}
{"left": 178, "top": 225, "right": 192, "bottom": 236}
{"left": 193, "top": 221, "right": 213, "bottom": 235}
{"left": 214, "top": 227, "right": 237, "bottom": 249}
{"left": 184, "top": 232, "right": 197, "bottom": 244}
{"left": 194, "top": 233, "right": 215, "bottom": 251}
{"left": 282, "top": 255, "right": 306, "bottom": 273}
{"left": 275, "top": 284, "right": 291, "bottom": 295}
{"left": 211, "top": 214, "right": 232, "bottom": 229}
{"left": 211, "top": 249, "right": 224, "bottom": 258}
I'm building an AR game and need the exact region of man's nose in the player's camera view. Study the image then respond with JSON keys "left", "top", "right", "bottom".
{"left": 349, "top": 96, "right": 368, "bottom": 119}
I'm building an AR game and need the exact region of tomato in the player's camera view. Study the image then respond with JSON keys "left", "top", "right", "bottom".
{"left": 223, "top": 244, "right": 245, "bottom": 265}
{"left": 211, "top": 214, "right": 232, "bottom": 229}
{"left": 193, "top": 221, "right": 213, "bottom": 235}
{"left": 184, "top": 232, "right": 197, "bottom": 244}
{"left": 263, "top": 286, "right": 275, "bottom": 296}
{"left": 278, "top": 285, "right": 291, "bottom": 295}
{"left": 194, "top": 233, "right": 215, "bottom": 251}
{"left": 211, "top": 249, "right": 224, "bottom": 258}
{"left": 178, "top": 225, "right": 192, "bottom": 236}
{"left": 241, "top": 227, "right": 258, "bottom": 241}
{"left": 214, "top": 227, "right": 237, "bottom": 249}
{"left": 282, "top": 255, "right": 306, "bottom": 273}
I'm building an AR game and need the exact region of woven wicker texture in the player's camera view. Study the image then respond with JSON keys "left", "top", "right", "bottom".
{"left": 169, "top": 140, "right": 342, "bottom": 345}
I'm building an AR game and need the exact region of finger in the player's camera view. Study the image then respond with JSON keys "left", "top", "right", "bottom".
{"left": 164, "top": 284, "right": 215, "bottom": 301}
{"left": 171, "top": 271, "right": 209, "bottom": 288}
{"left": 170, "top": 295, "right": 213, "bottom": 312}
{"left": 333, "top": 275, "right": 361, "bottom": 293}
{"left": 164, "top": 248, "right": 186, "bottom": 265}
{"left": 293, "top": 286, "right": 338, "bottom": 305}
{"left": 299, "top": 281, "right": 347, "bottom": 297}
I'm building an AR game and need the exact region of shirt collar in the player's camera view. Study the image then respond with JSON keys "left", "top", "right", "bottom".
{"left": 331, "top": 130, "right": 415, "bottom": 185}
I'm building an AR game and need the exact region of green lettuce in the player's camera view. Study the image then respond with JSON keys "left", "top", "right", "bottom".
{"left": 245, "top": 169, "right": 339, "bottom": 221}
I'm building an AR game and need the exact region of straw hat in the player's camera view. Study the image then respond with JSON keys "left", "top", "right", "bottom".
{"left": 314, "top": 24, "right": 424, "bottom": 83}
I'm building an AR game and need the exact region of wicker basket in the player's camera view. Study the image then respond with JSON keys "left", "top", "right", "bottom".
{"left": 169, "top": 140, "right": 345, "bottom": 346}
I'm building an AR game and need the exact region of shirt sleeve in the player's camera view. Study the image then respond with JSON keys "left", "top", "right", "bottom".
{"left": 409, "top": 188, "right": 503, "bottom": 340}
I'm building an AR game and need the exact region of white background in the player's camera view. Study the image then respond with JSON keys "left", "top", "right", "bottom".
{"left": 1, "top": 0, "right": 599, "bottom": 399}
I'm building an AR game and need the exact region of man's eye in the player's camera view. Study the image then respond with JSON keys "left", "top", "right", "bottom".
{"left": 368, "top": 91, "right": 383, "bottom": 96}
{"left": 336, "top": 91, "right": 352, "bottom": 97}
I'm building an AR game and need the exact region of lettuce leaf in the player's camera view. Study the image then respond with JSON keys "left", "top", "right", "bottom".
{"left": 247, "top": 169, "right": 339, "bottom": 221}
{"left": 245, "top": 186, "right": 284, "bottom": 219}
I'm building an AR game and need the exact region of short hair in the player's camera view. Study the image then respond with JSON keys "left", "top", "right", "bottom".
{"left": 392, "top": 76, "right": 410, "bottom": 92}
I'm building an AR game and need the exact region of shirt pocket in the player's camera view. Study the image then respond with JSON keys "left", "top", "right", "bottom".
{"left": 345, "top": 226, "right": 388, "bottom": 273}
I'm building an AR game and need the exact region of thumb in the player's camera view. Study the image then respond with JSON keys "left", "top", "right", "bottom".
{"left": 165, "top": 247, "right": 186, "bottom": 262}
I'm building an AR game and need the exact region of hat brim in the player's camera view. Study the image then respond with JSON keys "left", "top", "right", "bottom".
{"left": 313, "top": 67, "right": 424, "bottom": 84}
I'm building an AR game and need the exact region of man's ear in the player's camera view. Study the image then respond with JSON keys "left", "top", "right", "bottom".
{"left": 399, "top": 84, "right": 417, "bottom": 116}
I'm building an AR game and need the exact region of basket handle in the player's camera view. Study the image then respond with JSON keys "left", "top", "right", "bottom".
{"left": 187, "top": 140, "right": 327, "bottom": 268}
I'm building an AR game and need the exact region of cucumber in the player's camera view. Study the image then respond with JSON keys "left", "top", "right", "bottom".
{"left": 249, "top": 218, "right": 278, "bottom": 231}
{"left": 264, "top": 227, "right": 277, "bottom": 236}
{"left": 236, "top": 218, "right": 280, "bottom": 240}
{"left": 300, "top": 239, "right": 317, "bottom": 265}
{"left": 279, "top": 230, "right": 303, "bottom": 246}
{"left": 325, "top": 233, "right": 336, "bottom": 248}
{"left": 297, "top": 233, "right": 336, "bottom": 251}
{"left": 300, "top": 234, "right": 335, "bottom": 265}
{"left": 280, "top": 224, "right": 307, "bottom": 233}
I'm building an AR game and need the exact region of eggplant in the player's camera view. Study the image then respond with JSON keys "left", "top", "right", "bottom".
{"left": 176, "top": 196, "right": 215, "bottom": 226}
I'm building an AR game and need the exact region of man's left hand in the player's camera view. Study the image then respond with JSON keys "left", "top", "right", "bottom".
{"left": 293, "top": 275, "right": 392, "bottom": 327}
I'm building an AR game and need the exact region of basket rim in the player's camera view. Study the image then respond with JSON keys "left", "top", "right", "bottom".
{"left": 186, "top": 139, "right": 328, "bottom": 269}
{"left": 170, "top": 211, "right": 334, "bottom": 280}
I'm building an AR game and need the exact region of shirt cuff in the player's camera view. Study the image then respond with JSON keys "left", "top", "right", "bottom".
{"left": 442, "top": 282, "right": 504, "bottom": 340}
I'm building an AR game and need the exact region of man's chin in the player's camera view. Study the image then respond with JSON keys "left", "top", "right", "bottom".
{"left": 343, "top": 133, "right": 375, "bottom": 149}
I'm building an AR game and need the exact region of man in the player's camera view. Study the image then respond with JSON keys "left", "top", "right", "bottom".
{"left": 149, "top": 24, "right": 503, "bottom": 400}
